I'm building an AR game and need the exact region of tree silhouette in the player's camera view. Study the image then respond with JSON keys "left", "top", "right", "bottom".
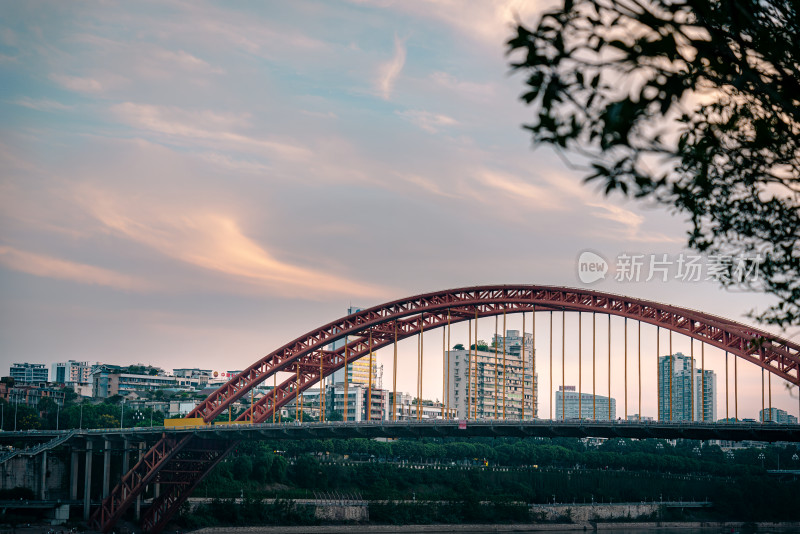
{"left": 509, "top": 0, "right": 799, "bottom": 325}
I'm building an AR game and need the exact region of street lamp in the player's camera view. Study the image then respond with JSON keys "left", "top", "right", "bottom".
{"left": 120, "top": 398, "right": 125, "bottom": 429}
{"left": 758, "top": 452, "right": 765, "bottom": 469}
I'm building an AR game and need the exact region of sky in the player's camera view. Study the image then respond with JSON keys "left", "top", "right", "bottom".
{"left": 1, "top": 0, "right": 797, "bottom": 421}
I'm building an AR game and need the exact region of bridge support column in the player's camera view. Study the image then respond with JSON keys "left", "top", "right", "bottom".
{"left": 70, "top": 448, "right": 79, "bottom": 500}
{"left": 102, "top": 439, "right": 111, "bottom": 499}
{"left": 135, "top": 442, "right": 144, "bottom": 520}
{"left": 39, "top": 450, "right": 47, "bottom": 500}
{"left": 122, "top": 438, "right": 130, "bottom": 474}
{"left": 83, "top": 441, "right": 93, "bottom": 521}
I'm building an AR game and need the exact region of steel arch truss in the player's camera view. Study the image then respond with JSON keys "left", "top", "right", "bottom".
{"left": 195, "top": 285, "right": 799, "bottom": 425}
{"left": 141, "top": 438, "right": 237, "bottom": 533}
{"left": 89, "top": 435, "right": 192, "bottom": 532}
{"left": 96, "top": 285, "right": 800, "bottom": 533}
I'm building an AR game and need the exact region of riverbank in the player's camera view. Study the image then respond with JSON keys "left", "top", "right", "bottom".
{"left": 191, "top": 521, "right": 800, "bottom": 533}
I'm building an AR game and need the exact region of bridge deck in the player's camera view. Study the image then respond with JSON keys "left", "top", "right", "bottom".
{"left": 1, "top": 420, "right": 798, "bottom": 445}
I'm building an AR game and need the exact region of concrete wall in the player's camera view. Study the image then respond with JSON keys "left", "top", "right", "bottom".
{"left": 530, "top": 503, "right": 659, "bottom": 522}
{"left": 0, "top": 453, "right": 68, "bottom": 499}
{"left": 314, "top": 503, "right": 368, "bottom": 522}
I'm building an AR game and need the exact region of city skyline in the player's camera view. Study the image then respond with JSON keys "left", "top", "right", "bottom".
{"left": 7, "top": 339, "right": 784, "bottom": 423}
{"left": 0, "top": 2, "right": 797, "bottom": 422}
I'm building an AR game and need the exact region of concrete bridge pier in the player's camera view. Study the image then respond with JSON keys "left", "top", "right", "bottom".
{"left": 135, "top": 442, "right": 144, "bottom": 520}
{"left": 38, "top": 451, "right": 47, "bottom": 500}
{"left": 70, "top": 448, "right": 79, "bottom": 500}
{"left": 122, "top": 438, "right": 130, "bottom": 474}
{"left": 102, "top": 439, "right": 111, "bottom": 499}
{"left": 83, "top": 440, "right": 92, "bottom": 521}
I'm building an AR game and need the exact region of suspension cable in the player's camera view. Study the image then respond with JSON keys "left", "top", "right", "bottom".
{"left": 494, "top": 314, "right": 499, "bottom": 419}
{"left": 562, "top": 308, "right": 565, "bottom": 421}
{"left": 392, "top": 321, "right": 398, "bottom": 422}
{"left": 578, "top": 311, "right": 582, "bottom": 419}
{"left": 522, "top": 311, "right": 526, "bottom": 420}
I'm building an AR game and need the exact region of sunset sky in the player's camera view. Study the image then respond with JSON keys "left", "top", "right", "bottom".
{"left": 1, "top": 0, "right": 797, "bottom": 420}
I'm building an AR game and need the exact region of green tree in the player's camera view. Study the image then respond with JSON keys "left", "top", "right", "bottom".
{"left": 16, "top": 407, "right": 42, "bottom": 430}
{"left": 509, "top": 0, "right": 800, "bottom": 325}
{"left": 37, "top": 396, "right": 57, "bottom": 416}
{"left": 470, "top": 340, "right": 490, "bottom": 352}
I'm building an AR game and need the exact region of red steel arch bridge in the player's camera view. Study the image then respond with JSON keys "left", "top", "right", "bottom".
{"left": 85, "top": 285, "right": 799, "bottom": 533}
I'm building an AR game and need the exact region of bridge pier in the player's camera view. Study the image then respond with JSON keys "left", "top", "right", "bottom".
{"left": 38, "top": 450, "right": 47, "bottom": 500}
{"left": 70, "top": 448, "right": 79, "bottom": 500}
{"left": 135, "top": 442, "right": 143, "bottom": 520}
{"left": 122, "top": 438, "right": 130, "bottom": 474}
{"left": 102, "top": 439, "right": 111, "bottom": 499}
{"left": 83, "top": 441, "right": 92, "bottom": 521}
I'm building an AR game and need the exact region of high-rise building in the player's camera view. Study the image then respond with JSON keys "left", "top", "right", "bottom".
{"left": 9, "top": 363, "right": 48, "bottom": 384}
{"left": 658, "top": 353, "right": 716, "bottom": 421}
{"left": 51, "top": 360, "right": 91, "bottom": 384}
{"left": 298, "top": 382, "right": 387, "bottom": 422}
{"left": 447, "top": 330, "right": 537, "bottom": 419}
{"left": 326, "top": 307, "right": 382, "bottom": 388}
{"left": 554, "top": 386, "right": 616, "bottom": 420}
{"left": 759, "top": 407, "right": 798, "bottom": 424}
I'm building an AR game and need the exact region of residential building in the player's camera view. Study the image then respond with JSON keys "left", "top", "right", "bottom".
{"left": 298, "top": 382, "right": 388, "bottom": 422}
{"left": 9, "top": 363, "right": 48, "bottom": 384}
{"left": 173, "top": 368, "right": 213, "bottom": 380}
{"left": 447, "top": 331, "right": 537, "bottom": 419}
{"left": 91, "top": 364, "right": 177, "bottom": 398}
{"left": 171, "top": 369, "right": 212, "bottom": 389}
{"left": 658, "top": 353, "right": 717, "bottom": 421}
{"left": 5, "top": 384, "right": 66, "bottom": 408}
{"left": 759, "top": 407, "right": 798, "bottom": 424}
{"left": 391, "top": 395, "right": 450, "bottom": 420}
{"left": 555, "top": 386, "right": 616, "bottom": 421}
{"left": 626, "top": 414, "right": 654, "bottom": 422}
{"left": 51, "top": 360, "right": 91, "bottom": 384}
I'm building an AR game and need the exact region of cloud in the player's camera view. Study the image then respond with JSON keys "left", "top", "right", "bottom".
{"left": 402, "top": 173, "right": 459, "bottom": 198}
{"left": 198, "top": 152, "right": 271, "bottom": 174}
{"left": 586, "top": 203, "right": 681, "bottom": 243}
{"left": 377, "top": 35, "right": 406, "bottom": 100}
{"left": 49, "top": 74, "right": 105, "bottom": 93}
{"left": 430, "top": 71, "right": 495, "bottom": 99}
{"left": 0, "top": 245, "right": 150, "bottom": 291}
{"left": 368, "top": 0, "right": 539, "bottom": 47}
{"left": 0, "top": 27, "right": 17, "bottom": 47}
{"left": 111, "top": 102, "right": 310, "bottom": 159}
{"left": 477, "top": 169, "right": 566, "bottom": 211}
{"left": 12, "top": 97, "right": 73, "bottom": 112}
{"left": 397, "top": 109, "right": 458, "bottom": 133}
{"left": 85, "top": 190, "right": 391, "bottom": 299}
{"left": 153, "top": 49, "right": 223, "bottom": 74}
